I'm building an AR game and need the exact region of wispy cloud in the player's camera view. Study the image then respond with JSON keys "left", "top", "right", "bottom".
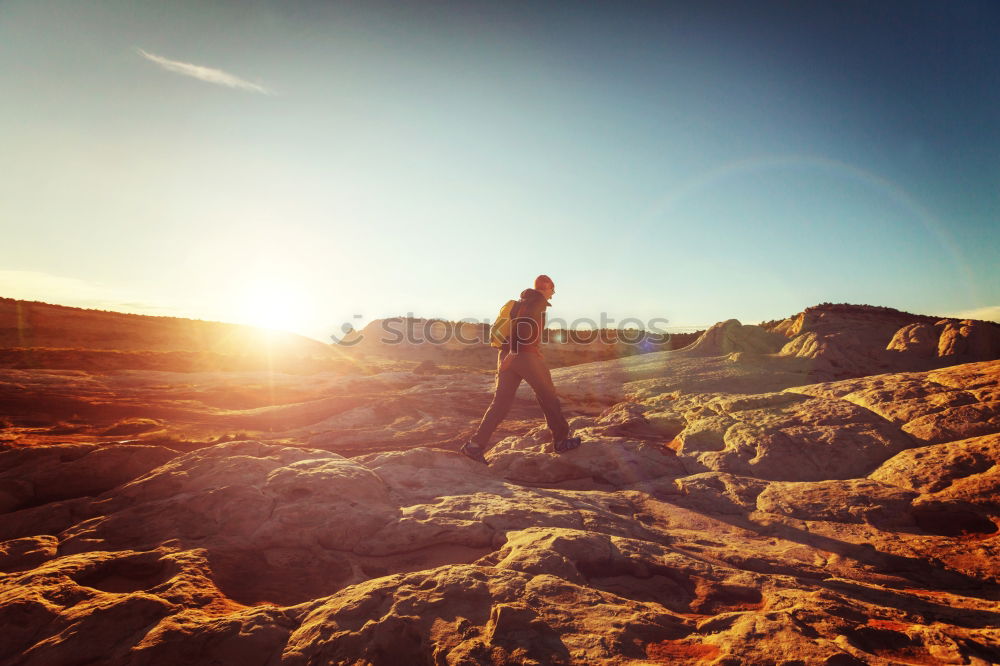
{"left": 0, "top": 270, "right": 185, "bottom": 316}
{"left": 136, "top": 48, "right": 273, "bottom": 94}
{"left": 947, "top": 305, "right": 1000, "bottom": 323}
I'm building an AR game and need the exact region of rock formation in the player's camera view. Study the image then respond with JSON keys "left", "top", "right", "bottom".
{"left": 766, "top": 303, "right": 1000, "bottom": 378}
{"left": 2, "top": 359, "right": 999, "bottom": 664}
{"left": 674, "top": 319, "right": 787, "bottom": 357}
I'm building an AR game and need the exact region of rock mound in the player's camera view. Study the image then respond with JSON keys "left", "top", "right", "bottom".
{"left": 768, "top": 303, "right": 1000, "bottom": 378}
{"left": 889, "top": 319, "right": 1000, "bottom": 358}
{"left": 676, "top": 319, "right": 787, "bottom": 357}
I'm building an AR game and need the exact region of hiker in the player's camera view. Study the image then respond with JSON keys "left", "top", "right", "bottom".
{"left": 461, "top": 275, "right": 581, "bottom": 464}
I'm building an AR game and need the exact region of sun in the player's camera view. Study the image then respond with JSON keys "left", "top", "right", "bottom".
{"left": 238, "top": 280, "right": 311, "bottom": 334}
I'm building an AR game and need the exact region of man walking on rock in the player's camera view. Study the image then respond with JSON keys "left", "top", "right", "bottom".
{"left": 462, "top": 275, "right": 581, "bottom": 464}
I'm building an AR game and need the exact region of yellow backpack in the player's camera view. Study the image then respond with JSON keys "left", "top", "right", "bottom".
{"left": 489, "top": 299, "right": 522, "bottom": 348}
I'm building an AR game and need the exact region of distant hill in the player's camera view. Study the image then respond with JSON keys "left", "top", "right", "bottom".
{"left": 0, "top": 298, "right": 349, "bottom": 373}
{"left": 11, "top": 297, "right": 993, "bottom": 377}
{"left": 0, "top": 297, "right": 333, "bottom": 353}
{"left": 0, "top": 298, "right": 704, "bottom": 373}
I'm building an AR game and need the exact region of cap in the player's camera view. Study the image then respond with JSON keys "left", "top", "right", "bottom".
{"left": 534, "top": 274, "right": 554, "bottom": 290}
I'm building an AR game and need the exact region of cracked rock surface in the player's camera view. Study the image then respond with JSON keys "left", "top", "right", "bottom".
{"left": 2, "top": 361, "right": 1000, "bottom": 665}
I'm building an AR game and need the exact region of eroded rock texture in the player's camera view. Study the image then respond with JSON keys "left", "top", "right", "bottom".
{"left": 2, "top": 361, "right": 1000, "bottom": 665}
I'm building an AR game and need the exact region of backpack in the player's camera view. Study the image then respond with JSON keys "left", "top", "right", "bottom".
{"left": 489, "top": 299, "right": 522, "bottom": 348}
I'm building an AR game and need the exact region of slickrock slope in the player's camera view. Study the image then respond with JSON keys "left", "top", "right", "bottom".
{"left": 0, "top": 367, "right": 559, "bottom": 456}
{"left": 2, "top": 360, "right": 999, "bottom": 664}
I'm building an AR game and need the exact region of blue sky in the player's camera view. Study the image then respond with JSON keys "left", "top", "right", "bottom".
{"left": 2, "top": 1, "right": 998, "bottom": 340}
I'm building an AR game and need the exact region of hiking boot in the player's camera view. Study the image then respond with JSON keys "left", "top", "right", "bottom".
{"left": 554, "top": 436, "right": 581, "bottom": 453}
{"left": 460, "top": 441, "right": 488, "bottom": 465}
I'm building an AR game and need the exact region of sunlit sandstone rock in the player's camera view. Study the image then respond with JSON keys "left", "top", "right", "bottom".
{"left": 1, "top": 359, "right": 999, "bottom": 664}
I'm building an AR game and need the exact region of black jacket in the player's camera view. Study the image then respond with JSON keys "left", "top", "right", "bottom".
{"left": 509, "top": 288, "right": 550, "bottom": 354}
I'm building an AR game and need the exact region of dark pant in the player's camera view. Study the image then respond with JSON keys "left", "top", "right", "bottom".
{"left": 471, "top": 348, "right": 570, "bottom": 449}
